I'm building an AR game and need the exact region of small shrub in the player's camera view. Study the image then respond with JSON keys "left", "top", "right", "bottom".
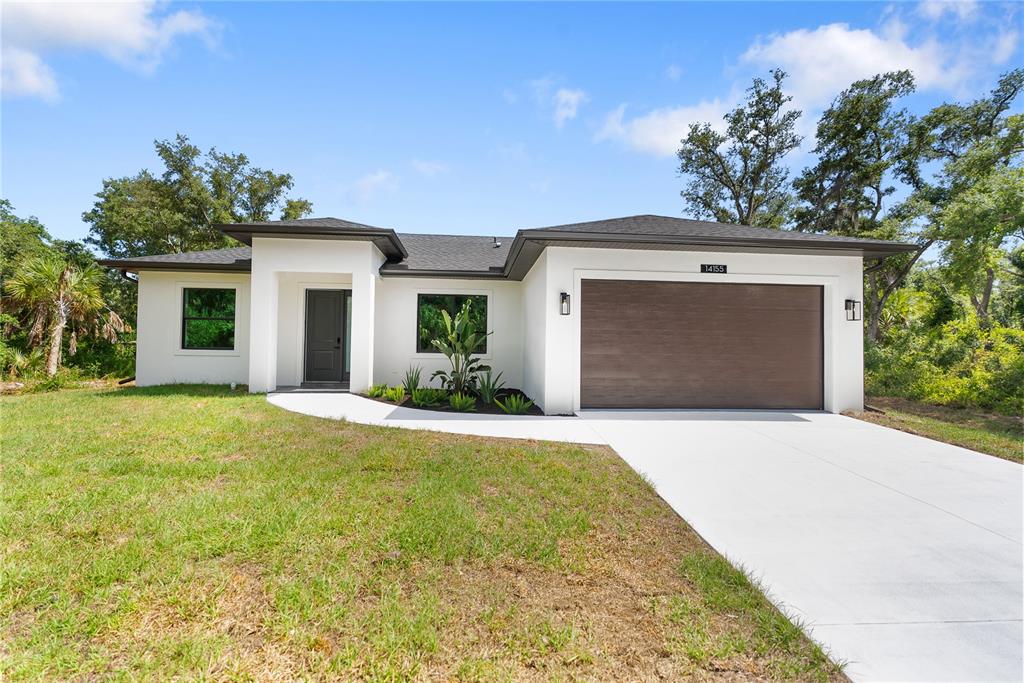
{"left": 411, "top": 387, "right": 447, "bottom": 408}
{"left": 383, "top": 386, "right": 406, "bottom": 403}
{"left": 448, "top": 392, "right": 476, "bottom": 412}
{"left": 402, "top": 365, "right": 422, "bottom": 395}
{"left": 368, "top": 383, "right": 389, "bottom": 398}
{"left": 475, "top": 370, "right": 505, "bottom": 404}
{"left": 496, "top": 393, "right": 534, "bottom": 415}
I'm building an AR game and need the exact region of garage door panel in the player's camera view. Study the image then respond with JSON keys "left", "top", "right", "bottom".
{"left": 580, "top": 280, "right": 823, "bottom": 409}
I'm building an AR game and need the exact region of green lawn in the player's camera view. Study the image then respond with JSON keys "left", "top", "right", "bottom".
{"left": 854, "top": 397, "right": 1023, "bottom": 463}
{"left": 2, "top": 386, "right": 841, "bottom": 681}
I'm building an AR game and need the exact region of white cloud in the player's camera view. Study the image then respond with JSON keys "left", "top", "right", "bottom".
{"left": 351, "top": 170, "right": 397, "bottom": 202}
{"left": 917, "top": 0, "right": 979, "bottom": 23}
{"left": 1, "top": 1, "right": 216, "bottom": 100}
{"left": 596, "top": 100, "right": 730, "bottom": 157}
{"left": 410, "top": 159, "right": 447, "bottom": 177}
{"left": 665, "top": 64, "right": 682, "bottom": 81}
{"left": 1, "top": 47, "right": 58, "bottom": 102}
{"left": 740, "top": 17, "right": 1018, "bottom": 109}
{"left": 553, "top": 88, "right": 588, "bottom": 128}
{"left": 528, "top": 76, "right": 588, "bottom": 127}
{"left": 993, "top": 28, "right": 1020, "bottom": 63}
{"left": 740, "top": 23, "right": 956, "bottom": 109}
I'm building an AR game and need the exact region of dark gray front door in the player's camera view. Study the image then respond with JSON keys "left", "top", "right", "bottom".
{"left": 304, "top": 289, "right": 344, "bottom": 383}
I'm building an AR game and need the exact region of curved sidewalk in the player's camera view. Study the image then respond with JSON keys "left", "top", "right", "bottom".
{"left": 268, "top": 391, "right": 607, "bottom": 444}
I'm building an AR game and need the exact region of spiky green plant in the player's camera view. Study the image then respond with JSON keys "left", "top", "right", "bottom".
{"left": 496, "top": 393, "right": 534, "bottom": 415}
{"left": 383, "top": 386, "right": 406, "bottom": 403}
{"left": 402, "top": 365, "right": 422, "bottom": 395}
{"left": 448, "top": 392, "right": 477, "bottom": 412}
{"left": 475, "top": 370, "right": 505, "bottom": 404}
{"left": 411, "top": 387, "right": 447, "bottom": 408}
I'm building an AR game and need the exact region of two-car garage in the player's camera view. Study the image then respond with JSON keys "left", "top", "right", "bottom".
{"left": 579, "top": 279, "right": 824, "bottom": 410}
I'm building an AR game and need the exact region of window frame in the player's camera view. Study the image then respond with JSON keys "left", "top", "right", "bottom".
{"left": 180, "top": 287, "right": 237, "bottom": 351}
{"left": 415, "top": 292, "right": 489, "bottom": 355}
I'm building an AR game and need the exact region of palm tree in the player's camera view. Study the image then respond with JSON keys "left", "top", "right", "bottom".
{"left": 4, "top": 255, "right": 129, "bottom": 377}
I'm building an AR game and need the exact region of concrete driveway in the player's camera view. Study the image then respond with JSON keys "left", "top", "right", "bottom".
{"left": 580, "top": 411, "right": 1023, "bottom": 682}
{"left": 269, "top": 393, "right": 1022, "bottom": 681}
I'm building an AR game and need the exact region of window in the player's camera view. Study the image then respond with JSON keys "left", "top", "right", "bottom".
{"left": 417, "top": 293, "right": 487, "bottom": 353}
{"left": 182, "top": 288, "right": 236, "bottom": 350}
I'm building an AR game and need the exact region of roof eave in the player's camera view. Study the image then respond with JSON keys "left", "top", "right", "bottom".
{"left": 502, "top": 230, "right": 919, "bottom": 279}
{"left": 379, "top": 267, "right": 506, "bottom": 280}
{"left": 215, "top": 223, "right": 409, "bottom": 261}
{"left": 96, "top": 260, "right": 252, "bottom": 274}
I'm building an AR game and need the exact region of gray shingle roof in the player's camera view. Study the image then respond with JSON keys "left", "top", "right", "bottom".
{"left": 223, "top": 217, "right": 389, "bottom": 231}
{"left": 522, "top": 214, "right": 909, "bottom": 247}
{"left": 382, "top": 234, "right": 512, "bottom": 273}
{"left": 99, "top": 214, "right": 917, "bottom": 277}
{"left": 99, "top": 247, "right": 252, "bottom": 270}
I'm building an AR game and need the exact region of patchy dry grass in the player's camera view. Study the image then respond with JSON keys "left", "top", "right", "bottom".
{"left": 853, "top": 396, "right": 1022, "bottom": 463}
{"left": 1, "top": 385, "right": 842, "bottom": 680}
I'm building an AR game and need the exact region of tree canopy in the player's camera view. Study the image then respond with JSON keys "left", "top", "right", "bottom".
{"left": 677, "top": 70, "right": 802, "bottom": 229}
{"left": 83, "top": 134, "right": 313, "bottom": 259}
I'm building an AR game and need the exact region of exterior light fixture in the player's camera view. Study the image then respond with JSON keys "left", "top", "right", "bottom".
{"left": 559, "top": 292, "right": 571, "bottom": 315}
{"left": 845, "top": 299, "right": 862, "bottom": 321}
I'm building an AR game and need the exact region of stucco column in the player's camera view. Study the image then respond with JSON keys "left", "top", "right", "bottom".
{"left": 349, "top": 269, "right": 376, "bottom": 393}
{"left": 248, "top": 260, "right": 279, "bottom": 393}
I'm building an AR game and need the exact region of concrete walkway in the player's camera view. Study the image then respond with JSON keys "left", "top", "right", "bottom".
{"left": 268, "top": 392, "right": 1024, "bottom": 682}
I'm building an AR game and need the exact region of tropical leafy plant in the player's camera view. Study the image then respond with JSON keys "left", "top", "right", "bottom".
{"left": 4, "top": 255, "right": 129, "bottom": 377}
{"left": 448, "top": 392, "right": 477, "bottom": 412}
{"left": 383, "top": 386, "right": 406, "bottom": 403}
{"left": 1, "top": 346, "right": 44, "bottom": 379}
{"left": 430, "top": 299, "right": 491, "bottom": 394}
{"left": 475, "top": 370, "right": 505, "bottom": 404}
{"left": 402, "top": 365, "right": 422, "bottom": 395}
{"left": 496, "top": 393, "right": 534, "bottom": 415}
{"left": 411, "top": 387, "right": 447, "bottom": 408}
{"left": 367, "top": 383, "right": 388, "bottom": 398}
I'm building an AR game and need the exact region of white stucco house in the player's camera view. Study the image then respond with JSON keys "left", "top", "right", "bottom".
{"left": 99, "top": 215, "right": 916, "bottom": 415}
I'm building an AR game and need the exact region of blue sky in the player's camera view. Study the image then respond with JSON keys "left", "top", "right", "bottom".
{"left": 2, "top": 1, "right": 1020, "bottom": 244}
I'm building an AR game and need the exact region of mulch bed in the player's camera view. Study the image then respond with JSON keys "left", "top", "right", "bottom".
{"left": 364, "top": 388, "right": 546, "bottom": 416}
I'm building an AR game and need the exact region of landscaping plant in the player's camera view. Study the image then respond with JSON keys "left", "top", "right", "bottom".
{"left": 475, "top": 369, "right": 505, "bottom": 404}
{"left": 383, "top": 386, "right": 406, "bottom": 403}
{"left": 367, "top": 383, "right": 388, "bottom": 398}
{"left": 411, "top": 387, "right": 447, "bottom": 408}
{"left": 496, "top": 393, "right": 534, "bottom": 415}
{"left": 402, "top": 365, "right": 422, "bottom": 395}
{"left": 430, "top": 299, "right": 490, "bottom": 394}
{"left": 448, "top": 392, "right": 476, "bottom": 412}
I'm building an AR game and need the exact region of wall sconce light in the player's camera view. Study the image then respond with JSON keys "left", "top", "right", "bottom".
{"left": 559, "top": 292, "right": 571, "bottom": 316}
{"left": 845, "top": 299, "right": 862, "bottom": 321}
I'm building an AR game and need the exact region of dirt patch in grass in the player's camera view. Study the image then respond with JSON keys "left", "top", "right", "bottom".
{"left": 851, "top": 396, "right": 1022, "bottom": 463}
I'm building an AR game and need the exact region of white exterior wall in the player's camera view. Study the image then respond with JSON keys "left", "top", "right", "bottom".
{"left": 535, "top": 246, "right": 865, "bottom": 415}
{"left": 520, "top": 250, "right": 549, "bottom": 411}
{"left": 373, "top": 277, "right": 524, "bottom": 389}
{"left": 133, "top": 240, "right": 865, "bottom": 415}
{"left": 134, "top": 270, "right": 251, "bottom": 386}
{"left": 249, "top": 237, "right": 379, "bottom": 393}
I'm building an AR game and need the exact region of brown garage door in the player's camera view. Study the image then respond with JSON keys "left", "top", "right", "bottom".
{"left": 580, "top": 280, "right": 823, "bottom": 410}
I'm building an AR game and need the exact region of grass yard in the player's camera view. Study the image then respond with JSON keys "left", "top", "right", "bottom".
{"left": 2, "top": 386, "right": 841, "bottom": 681}
{"left": 854, "top": 397, "right": 1022, "bottom": 463}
